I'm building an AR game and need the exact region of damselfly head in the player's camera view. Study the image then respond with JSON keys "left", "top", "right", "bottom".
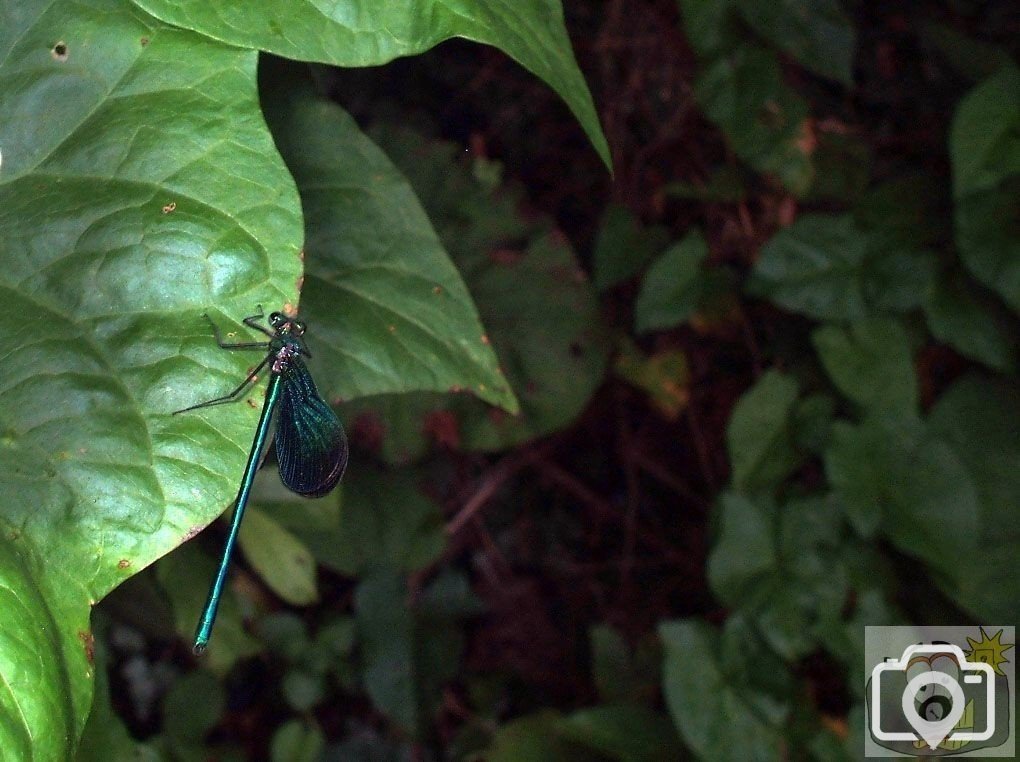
{"left": 269, "top": 312, "right": 306, "bottom": 337}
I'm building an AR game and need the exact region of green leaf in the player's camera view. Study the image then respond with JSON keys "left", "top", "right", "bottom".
{"left": 950, "top": 65, "right": 1020, "bottom": 198}
{"left": 261, "top": 61, "right": 517, "bottom": 411}
{"left": 769, "top": 496, "right": 850, "bottom": 656}
{"left": 634, "top": 231, "right": 709, "bottom": 333}
{"left": 854, "top": 171, "right": 948, "bottom": 250}
{"left": 733, "top": 0, "right": 855, "bottom": 84}
{"left": 1, "top": 0, "right": 313, "bottom": 736}
{"left": 263, "top": 459, "right": 446, "bottom": 579}
{"left": 429, "top": 231, "right": 607, "bottom": 450}
{"left": 252, "top": 469, "right": 341, "bottom": 539}
{"left": 928, "top": 375, "right": 1020, "bottom": 622}
{"left": 954, "top": 182, "right": 1020, "bottom": 314}
{"left": 749, "top": 215, "right": 867, "bottom": 319}
{"left": 749, "top": 214, "right": 935, "bottom": 320}
{"left": 0, "top": 530, "right": 90, "bottom": 761}
{"left": 804, "top": 130, "right": 872, "bottom": 203}
{"left": 812, "top": 318, "right": 918, "bottom": 416}
{"left": 950, "top": 65, "right": 1020, "bottom": 311}
{"left": 676, "top": 0, "right": 743, "bottom": 59}
{"left": 258, "top": 612, "right": 312, "bottom": 662}
{"left": 824, "top": 414, "right": 981, "bottom": 579}
{"left": 134, "top": 0, "right": 611, "bottom": 169}
{"left": 594, "top": 205, "right": 671, "bottom": 291}
{"left": 726, "top": 369, "right": 801, "bottom": 492}
{"left": 589, "top": 625, "right": 661, "bottom": 704}
{"left": 356, "top": 569, "right": 418, "bottom": 733}
{"left": 282, "top": 669, "right": 327, "bottom": 712}
{"left": 341, "top": 126, "right": 609, "bottom": 458}
{"left": 558, "top": 704, "right": 684, "bottom": 762}
{"left": 271, "top": 719, "right": 326, "bottom": 762}
{"left": 824, "top": 422, "right": 882, "bottom": 537}
{"left": 415, "top": 571, "right": 478, "bottom": 723}
{"left": 818, "top": 590, "right": 903, "bottom": 699}
{"left": 707, "top": 493, "right": 776, "bottom": 603}
{"left": 238, "top": 507, "right": 318, "bottom": 606}
{"left": 860, "top": 245, "right": 937, "bottom": 313}
{"left": 162, "top": 670, "right": 225, "bottom": 745}
{"left": 790, "top": 393, "right": 835, "bottom": 454}
{"left": 708, "top": 493, "right": 849, "bottom": 659}
{"left": 304, "top": 465, "right": 445, "bottom": 577}
{"left": 487, "top": 711, "right": 590, "bottom": 762}
{"left": 694, "top": 47, "right": 813, "bottom": 194}
{"left": 660, "top": 619, "right": 785, "bottom": 761}
{"left": 314, "top": 616, "right": 358, "bottom": 658}
{"left": 324, "top": 732, "right": 417, "bottom": 761}
{"left": 923, "top": 272, "right": 1017, "bottom": 372}
{"left": 355, "top": 568, "right": 479, "bottom": 737}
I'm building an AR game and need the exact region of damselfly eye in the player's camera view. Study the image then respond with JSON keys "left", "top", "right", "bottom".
{"left": 292, "top": 320, "right": 307, "bottom": 336}
{"left": 268, "top": 312, "right": 285, "bottom": 328}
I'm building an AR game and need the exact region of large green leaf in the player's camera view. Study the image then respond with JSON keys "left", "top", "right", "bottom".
{"left": 0, "top": 529, "right": 88, "bottom": 759}
{"left": 132, "top": 0, "right": 610, "bottom": 169}
{"left": 950, "top": 65, "right": 1020, "bottom": 311}
{"left": 0, "top": 2, "right": 301, "bottom": 754}
{"left": 261, "top": 62, "right": 517, "bottom": 411}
